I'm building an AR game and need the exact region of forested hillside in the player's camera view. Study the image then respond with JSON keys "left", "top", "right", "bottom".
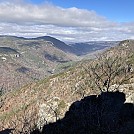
{"left": 0, "top": 40, "right": 133, "bottom": 133}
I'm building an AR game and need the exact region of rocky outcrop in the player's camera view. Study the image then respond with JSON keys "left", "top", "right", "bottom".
{"left": 37, "top": 97, "right": 69, "bottom": 130}
{"left": 42, "top": 91, "right": 134, "bottom": 134}
{"left": 109, "top": 83, "right": 134, "bottom": 103}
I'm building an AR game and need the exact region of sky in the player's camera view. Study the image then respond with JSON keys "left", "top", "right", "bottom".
{"left": 0, "top": 0, "right": 134, "bottom": 42}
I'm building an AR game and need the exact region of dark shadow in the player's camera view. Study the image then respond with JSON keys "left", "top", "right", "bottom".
{"left": 42, "top": 91, "right": 134, "bottom": 134}
{"left": 30, "top": 128, "right": 41, "bottom": 134}
{"left": 0, "top": 129, "right": 14, "bottom": 134}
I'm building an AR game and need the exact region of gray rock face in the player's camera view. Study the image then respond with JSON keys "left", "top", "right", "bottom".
{"left": 109, "top": 83, "right": 134, "bottom": 103}
{"left": 126, "top": 93, "right": 134, "bottom": 103}
{"left": 37, "top": 97, "right": 69, "bottom": 130}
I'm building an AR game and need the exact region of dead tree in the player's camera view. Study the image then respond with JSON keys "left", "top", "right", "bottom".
{"left": 84, "top": 53, "right": 133, "bottom": 92}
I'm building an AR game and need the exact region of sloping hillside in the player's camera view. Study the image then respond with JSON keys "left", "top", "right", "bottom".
{"left": 0, "top": 35, "right": 117, "bottom": 93}
{"left": 0, "top": 36, "right": 77, "bottom": 92}
{"left": 0, "top": 40, "right": 133, "bottom": 132}
{"left": 36, "top": 36, "right": 73, "bottom": 53}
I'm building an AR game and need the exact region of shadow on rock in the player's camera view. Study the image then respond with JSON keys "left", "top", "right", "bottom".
{"left": 42, "top": 91, "right": 134, "bottom": 134}
{"left": 0, "top": 129, "right": 14, "bottom": 134}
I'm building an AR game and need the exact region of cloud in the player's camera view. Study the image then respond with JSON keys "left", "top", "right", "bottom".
{"left": 0, "top": 0, "right": 134, "bottom": 42}
{"left": 0, "top": 1, "right": 113, "bottom": 27}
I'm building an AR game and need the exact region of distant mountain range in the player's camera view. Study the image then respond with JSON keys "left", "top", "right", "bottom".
{"left": 0, "top": 39, "right": 133, "bottom": 132}
{"left": 0, "top": 35, "right": 118, "bottom": 56}
{"left": 33, "top": 36, "right": 118, "bottom": 56}
{"left": 0, "top": 35, "right": 118, "bottom": 92}
{"left": 0, "top": 36, "right": 74, "bottom": 92}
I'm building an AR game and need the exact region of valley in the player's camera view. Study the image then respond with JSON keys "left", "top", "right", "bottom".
{"left": 0, "top": 0, "right": 134, "bottom": 133}
{"left": 0, "top": 37, "right": 133, "bottom": 133}
{"left": 0, "top": 35, "right": 116, "bottom": 93}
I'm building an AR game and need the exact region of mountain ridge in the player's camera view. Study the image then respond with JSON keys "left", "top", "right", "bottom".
{"left": 0, "top": 39, "right": 133, "bottom": 132}
{"left": 0, "top": 36, "right": 77, "bottom": 92}
{"left": 0, "top": 35, "right": 118, "bottom": 92}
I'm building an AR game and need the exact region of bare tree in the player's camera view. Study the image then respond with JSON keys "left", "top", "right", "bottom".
{"left": 83, "top": 52, "right": 133, "bottom": 93}
{"left": 0, "top": 85, "right": 4, "bottom": 96}
{"left": 0, "top": 85, "right": 5, "bottom": 110}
